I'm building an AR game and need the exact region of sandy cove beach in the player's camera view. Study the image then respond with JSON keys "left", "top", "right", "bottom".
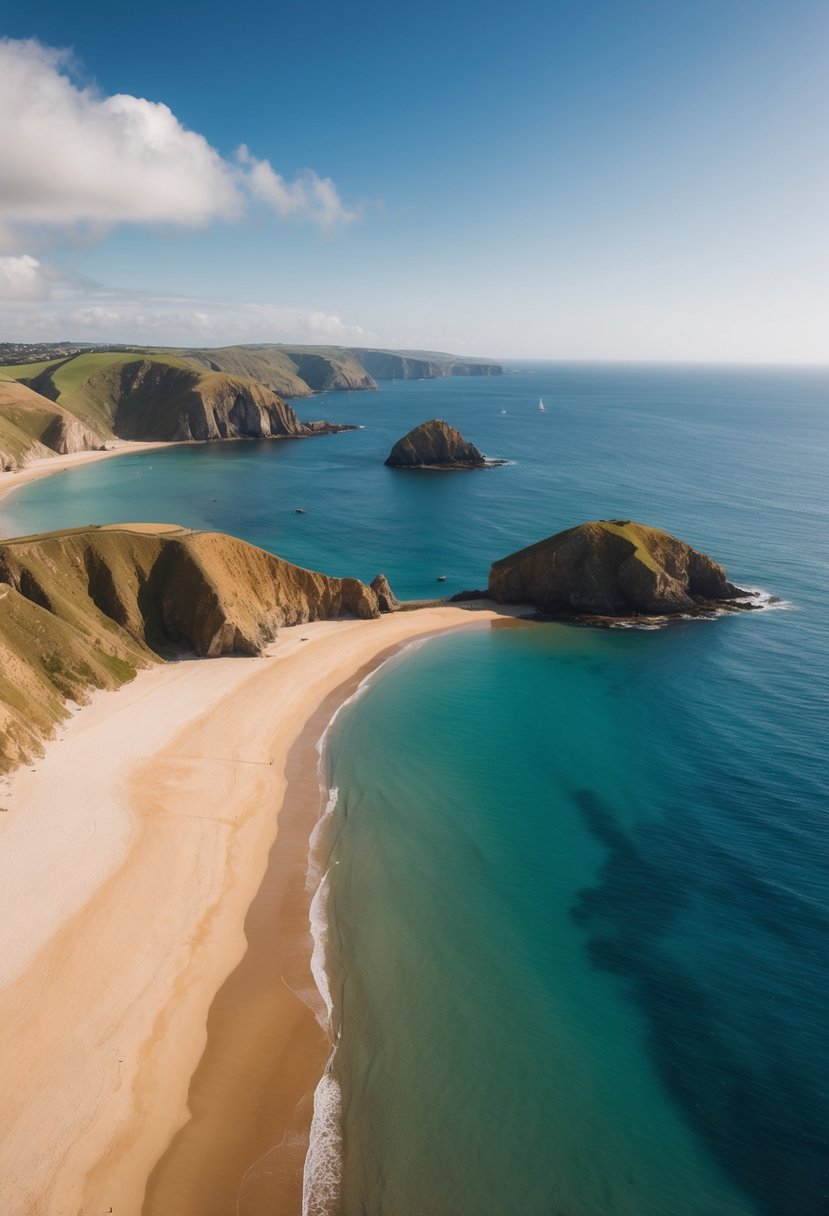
{"left": 0, "top": 603, "right": 502, "bottom": 1216}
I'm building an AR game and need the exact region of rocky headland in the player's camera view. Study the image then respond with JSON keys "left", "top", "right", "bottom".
{"left": 345, "top": 348, "right": 503, "bottom": 380}
{"left": 489, "top": 520, "right": 749, "bottom": 617}
{"left": 0, "top": 524, "right": 388, "bottom": 771}
{"left": 385, "top": 418, "right": 502, "bottom": 469}
{"left": 0, "top": 343, "right": 503, "bottom": 471}
{"left": 0, "top": 378, "right": 106, "bottom": 471}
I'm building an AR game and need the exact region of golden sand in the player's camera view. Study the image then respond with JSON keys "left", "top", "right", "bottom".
{"left": 0, "top": 607, "right": 503, "bottom": 1215}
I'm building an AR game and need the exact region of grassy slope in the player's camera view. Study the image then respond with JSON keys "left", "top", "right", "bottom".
{"left": 0, "top": 380, "right": 89, "bottom": 468}
{"left": 0, "top": 523, "right": 382, "bottom": 771}
{"left": 182, "top": 346, "right": 312, "bottom": 397}
{"left": 0, "top": 351, "right": 198, "bottom": 436}
{"left": 0, "top": 359, "right": 65, "bottom": 381}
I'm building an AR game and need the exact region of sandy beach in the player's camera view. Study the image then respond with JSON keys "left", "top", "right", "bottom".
{"left": 0, "top": 603, "right": 503, "bottom": 1216}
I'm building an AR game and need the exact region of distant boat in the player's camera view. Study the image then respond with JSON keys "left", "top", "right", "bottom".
{"left": 538, "top": 397, "right": 546, "bottom": 412}
{"left": 295, "top": 507, "right": 305, "bottom": 514}
{"left": 437, "top": 575, "right": 447, "bottom": 582}
{"left": 500, "top": 407, "right": 508, "bottom": 415}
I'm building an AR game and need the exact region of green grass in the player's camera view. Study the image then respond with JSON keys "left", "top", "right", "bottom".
{"left": 0, "top": 359, "right": 63, "bottom": 382}
{"left": 601, "top": 521, "right": 662, "bottom": 571}
{"left": 49, "top": 350, "right": 192, "bottom": 398}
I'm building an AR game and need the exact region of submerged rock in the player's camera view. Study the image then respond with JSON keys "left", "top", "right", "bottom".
{"left": 489, "top": 520, "right": 746, "bottom": 616}
{"left": 385, "top": 418, "right": 493, "bottom": 469}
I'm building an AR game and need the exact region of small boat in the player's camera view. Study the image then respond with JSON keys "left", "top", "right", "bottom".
{"left": 295, "top": 507, "right": 305, "bottom": 514}
{"left": 538, "top": 397, "right": 546, "bottom": 412}
{"left": 437, "top": 575, "right": 447, "bottom": 582}
{"left": 500, "top": 408, "right": 508, "bottom": 415}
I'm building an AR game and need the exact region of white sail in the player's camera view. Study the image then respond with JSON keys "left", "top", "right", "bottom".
{"left": 538, "top": 396, "right": 546, "bottom": 411}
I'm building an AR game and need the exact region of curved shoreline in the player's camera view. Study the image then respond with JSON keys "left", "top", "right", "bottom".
{"left": 0, "top": 605, "right": 507, "bottom": 1215}
{"left": 0, "top": 439, "right": 182, "bottom": 513}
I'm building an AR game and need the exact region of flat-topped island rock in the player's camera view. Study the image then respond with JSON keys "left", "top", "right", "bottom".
{"left": 489, "top": 520, "right": 749, "bottom": 618}
{"left": 385, "top": 418, "right": 503, "bottom": 469}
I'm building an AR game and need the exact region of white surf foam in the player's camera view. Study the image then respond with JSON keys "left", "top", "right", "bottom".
{"left": 306, "top": 785, "right": 339, "bottom": 895}
{"left": 302, "top": 1069, "right": 343, "bottom": 1216}
{"left": 607, "top": 588, "right": 791, "bottom": 630}
{"left": 301, "top": 632, "right": 446, "bottom": 1216}
{"left": 308, "top": 868, "right": 334, "bottom": 1032}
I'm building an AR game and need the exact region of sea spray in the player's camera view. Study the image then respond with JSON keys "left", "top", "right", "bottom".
{"left": 302, "top": 1070, "right": 344, "bottom": 1216}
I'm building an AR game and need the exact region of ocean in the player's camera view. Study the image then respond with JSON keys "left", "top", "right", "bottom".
{"left": 4, "top": 362, "right": 827, "bottom": 1215}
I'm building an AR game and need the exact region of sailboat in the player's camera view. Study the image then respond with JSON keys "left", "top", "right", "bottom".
{"left": 537, "top": 396, "right": 546, "bottom": 412}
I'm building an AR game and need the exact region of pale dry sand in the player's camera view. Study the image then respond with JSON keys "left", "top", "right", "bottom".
{"left": 0, "top": 604, "right": 503, "bottom": 1216}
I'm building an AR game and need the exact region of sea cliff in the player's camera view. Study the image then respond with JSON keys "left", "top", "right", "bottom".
{"left": 0, "top": 524, "right": 383, "bottom": 770}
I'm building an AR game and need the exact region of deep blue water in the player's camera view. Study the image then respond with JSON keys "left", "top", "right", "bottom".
{"left": 4, "top": 363, "right": 828, "bottom": 1215}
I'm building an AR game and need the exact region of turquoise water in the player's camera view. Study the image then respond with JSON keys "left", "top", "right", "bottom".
{"left": 4, "top": 364, "right": 828, "bottom": 1214}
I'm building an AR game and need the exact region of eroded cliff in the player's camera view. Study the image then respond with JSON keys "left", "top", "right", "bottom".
{"left": 0, "top": 524, "right": 382, "bottom": 771}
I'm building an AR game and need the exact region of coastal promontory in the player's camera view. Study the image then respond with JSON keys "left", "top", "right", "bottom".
{"left": 385, "top": 418, "right": 491, "bottom": 469}
{"left": 0, "top": 524, "right": 384, "bottom": 771}
{"left": 489, "top": 520, "right": 746, "bottom": 616}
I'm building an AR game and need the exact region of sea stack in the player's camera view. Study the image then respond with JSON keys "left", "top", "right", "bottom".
{"left": 384, "top": 418, "right": 490, "bottom": 469}
{"left": 489, "top": 520, "right": 747, "bottom": 616}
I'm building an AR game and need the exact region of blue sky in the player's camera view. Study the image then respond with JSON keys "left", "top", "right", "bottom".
{"left": 0, "top": 0, "right": 826, "bottom": 361}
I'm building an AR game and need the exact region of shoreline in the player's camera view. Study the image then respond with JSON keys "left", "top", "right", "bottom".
{"left": 0, "top": 439, "right": 182, "bottom": 512}
{"left": 0, "top": 604, "right": 507, "bottom": 1215}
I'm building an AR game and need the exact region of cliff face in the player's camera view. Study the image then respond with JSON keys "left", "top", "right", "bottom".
{"left": 346, "top": 348, "right": 504, "bottom": 380}
{"left": 113, "top": 362, "right": 310, "bottom": 442}
{"left": 39, "top": 413, "right": 104, "bottom": 455}
{"left": 288, "top": 351, "right": 376, "bottom": 392}
{"left": 385, "top": 418, "right": 487, "bottom": 468}
{"left": 489, "top": 520, "right": 745, "bottom": 616}
{"left": 0, "top": 524, "right": 383, "bottom": 771}
{"left": 184, "top": 346, "right": 377, "bottom": 395}
{"left": 0, "top": 378, "right": 104, "bottom": 470}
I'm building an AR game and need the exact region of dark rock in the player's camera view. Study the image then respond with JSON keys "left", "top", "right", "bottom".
{"left": 370, "top": 573, "right": 399, "bottom": 613}
{"left": 489, "top": 520, "right": 747, "bottom": 617}
{"left": 385, "top": 419, "right": 489, "bottom": 469}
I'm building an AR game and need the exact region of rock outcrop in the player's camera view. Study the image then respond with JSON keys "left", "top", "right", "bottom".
{"left": 370, "top": 573, "right": 399, "bottom": 612}
{"left": 0, "top": 524, "right": 383, "bottom": 771}
{"left": 39, "top": 413, "right": 104, "bottom": 455}
{"left": 0, "top": 378, "right": 104, "bottom": 469}
{"left": 385, "top": 419, "right": 490, "bottom": 469}
{"left": 489, "top": 520, "right": 746, "bottom": 616}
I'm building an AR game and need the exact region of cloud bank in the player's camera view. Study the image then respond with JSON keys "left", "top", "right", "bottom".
{"left": 0, "top": 38, "right": 358, "bottom": 251}
{"left": 0, "top": 282, "right": 377, "bottom": 348}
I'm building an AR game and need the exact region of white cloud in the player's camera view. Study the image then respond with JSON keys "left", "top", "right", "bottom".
{"left": 0, "top": 38, "right": 359, "bottom": 249}
{"left": 0, "top": 284, "right": 377, "bottom": 347}
{"left": 0, "top": 255, "right": 50, "bottom": 301}
{"left": 238, "top": 146, "right": 359, "bottom": 228}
